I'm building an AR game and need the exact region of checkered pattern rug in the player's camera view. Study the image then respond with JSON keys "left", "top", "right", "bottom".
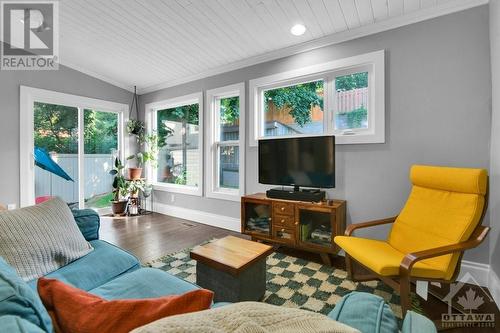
{"left": 150, "top": 245, "right": 406, "bottom": 319}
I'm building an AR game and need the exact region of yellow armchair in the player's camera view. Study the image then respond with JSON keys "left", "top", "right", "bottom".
{"left": 334, "top": 165, "right": 489, "bottom": 315}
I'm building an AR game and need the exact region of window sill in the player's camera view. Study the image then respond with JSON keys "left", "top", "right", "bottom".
{"left": 250, "top": 131, "right": 384, "bottom": 146}
{"left": 152, "top": 183, "right": 202, "bottom": 196}
{"left": 334, "top": 131, "right": 385, "bottom": 144}
{"left": 206, "top": 189, "right": 242, "bottom": 202}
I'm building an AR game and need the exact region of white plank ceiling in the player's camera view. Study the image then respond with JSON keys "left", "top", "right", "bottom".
{"left": 56, "top": 0, "right": 486, "bottom": 93}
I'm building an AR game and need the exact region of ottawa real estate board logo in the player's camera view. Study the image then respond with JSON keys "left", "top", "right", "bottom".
{"left": 1, "top": 1, "right": 59, "bottom": 70}
{"left": 441, "top": 273, "right": 495, "bottom": 329}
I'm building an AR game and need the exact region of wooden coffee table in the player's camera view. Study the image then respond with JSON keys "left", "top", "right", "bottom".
{"left": 190, "top": 236, "right": 273, "bottom": 302}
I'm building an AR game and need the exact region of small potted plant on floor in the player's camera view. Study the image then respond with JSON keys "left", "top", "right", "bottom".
{"left": 109, "top": 157, "right": 128, "bottom": 216}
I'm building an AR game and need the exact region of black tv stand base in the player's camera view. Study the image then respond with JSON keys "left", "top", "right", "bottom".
{"left": 266, "top": 187, "right": 325, "bottom": 202}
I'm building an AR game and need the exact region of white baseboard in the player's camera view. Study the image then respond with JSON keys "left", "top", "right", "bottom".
{"left": 488, "top": 268, "right": 500, "bottom": 308}
{"left": 153, "top": 201, "right": 240, "bottom": 232}
{"left": 459, "top": 260, "right": 490, "bottom": 287}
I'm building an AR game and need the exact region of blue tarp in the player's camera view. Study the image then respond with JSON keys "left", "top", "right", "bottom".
{"left": 34, "top": 147, "right": 74, "bottom": 182}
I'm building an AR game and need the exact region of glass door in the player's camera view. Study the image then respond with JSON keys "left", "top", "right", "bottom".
{"left": 32, "top": 102, "right": 122, "bottom": 211}
{"left": 243, "top": 200, "right": 271, "bottom": 237}
{"left": 34, "top": 102, "right": 80, "bottom": 208}
{"left": 83, "top": 109, "right": 119, "bottom": 210}
{"left": 297, "top": 206, "right": 334, "bottom": 249}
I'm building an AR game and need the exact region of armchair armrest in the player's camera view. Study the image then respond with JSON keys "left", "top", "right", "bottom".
{"left": 71, "top": 209, "right": 100, "bottom": 241}
{"left": 345, "top": 216, "right": 397, "bottom": 236}
{"left": 400, "top": 226, "right": 490, "bottom": 276}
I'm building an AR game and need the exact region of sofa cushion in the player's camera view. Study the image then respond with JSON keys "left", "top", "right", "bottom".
{"left": 38, "top": 277, "right": 213, "bottom": 333}
{"left": 0, "top": 315, "right": 47, "bottom": 333}
{"left": 28, "top": 240, "right": 140, "bottom": 292}
{"left": 89, "top": 268, "right": 199, "bottom": 300}
{"left": 328, "top": 292, "right": 398, "bottom": 333}
{"left": 0, "top": 257, "right": 53, "bottom": 332}
{"left": 0, "top": 198, "right": 93, "bottom": 281}
{"left": 71, "top": 208, "right": 100, "bottom": 241}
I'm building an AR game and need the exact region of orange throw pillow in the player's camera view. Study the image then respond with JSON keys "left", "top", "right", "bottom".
{"left": 38, "top": 277, "right": 214, "bottom": 333}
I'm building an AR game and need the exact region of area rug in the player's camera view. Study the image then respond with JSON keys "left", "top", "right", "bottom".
{"left": 149, "top": 245, "right": 410, "bottom": 320}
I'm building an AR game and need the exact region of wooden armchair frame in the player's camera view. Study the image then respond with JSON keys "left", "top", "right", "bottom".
{"left": 344, "top": 216, "right": 490, "bottom": 316}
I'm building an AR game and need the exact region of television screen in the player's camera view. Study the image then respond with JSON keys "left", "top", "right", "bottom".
{"left": 258, "top": 136, "right": 335, "bottom": 188}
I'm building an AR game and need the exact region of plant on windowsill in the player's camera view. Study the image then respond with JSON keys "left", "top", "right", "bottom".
{"left": 109, "top": 157, "right": 128, "bottom": 216}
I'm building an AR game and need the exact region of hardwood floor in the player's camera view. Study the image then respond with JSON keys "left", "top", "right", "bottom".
{"left": 100, "top": 212, "right": 241, "bottom": 263}
{"left": 100, "top": 213, "right": 499, "bottom": 332}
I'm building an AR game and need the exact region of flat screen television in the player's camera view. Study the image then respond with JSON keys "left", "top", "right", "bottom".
{"left": 258, "top": 135, "right": 335, "bottom": 189}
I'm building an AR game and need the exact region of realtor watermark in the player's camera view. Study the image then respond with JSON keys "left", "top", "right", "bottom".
{"left": 441, "top": 273, "right": 495, "bottom": 329}
{"left": 1, "top": 1, "right": 59, "bottom": 70}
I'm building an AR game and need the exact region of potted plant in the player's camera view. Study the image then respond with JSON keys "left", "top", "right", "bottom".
{"left": 126, "top": 133, "right": 160, "bottom": 180}
{"left": 126, "top": 119, "right": 145, "bottom": 138}
{"left": 127, "top": 179, "right": 145, "bottom": 198}
{"left": 126, "top": 152, "right": 144, "bottom": 180}
{"left": 109, "top": 157, "right": 128, "bottom": 216}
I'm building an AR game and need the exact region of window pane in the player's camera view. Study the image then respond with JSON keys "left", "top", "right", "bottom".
{"left": 263, "top": 80, "right": 323, "bottom": 137}
{"left": 83, "top": 109, "right": 118, "bottom": 210}
{"left": 219, "top": 96, "right": 239, "bottom": 141}
{"left": 219, "top": 145, "right": 239, "bottom": 189}
{"left": 34, "top": 102, "right": 79, "bottom": 207}
{"left": 156, "top": 103, "right": 200, "bottom": 186}
{"left": 334, "top": 72, "right": 368, "bottom": 130}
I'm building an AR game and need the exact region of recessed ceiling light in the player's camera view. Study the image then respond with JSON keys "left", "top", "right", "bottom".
{"left": 290, "top": 24, "right": 306, "bottom": 36}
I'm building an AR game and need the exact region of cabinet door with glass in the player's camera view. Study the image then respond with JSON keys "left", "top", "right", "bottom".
{"left": 241, "top": 199, "right": 272, "bottom": 238}
{"left": 296, "top": 205, "right": 337, "bottom": 252}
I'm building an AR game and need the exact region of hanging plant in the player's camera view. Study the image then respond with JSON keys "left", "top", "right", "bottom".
{"left": 126, "top": 119, "right": 145, "bottom": 138}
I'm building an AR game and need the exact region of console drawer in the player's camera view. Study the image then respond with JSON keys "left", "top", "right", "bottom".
{"left": 272, "top": 225, "right": 295, "bottom": 244}
{"left": 274, "top": 214, "right": 295, "bottom": 227}
{"left": 273, "top": 202, "right": 294, "bottom": 216}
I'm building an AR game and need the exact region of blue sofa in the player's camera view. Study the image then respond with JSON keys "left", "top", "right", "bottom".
{"left": 0, "top": 209, "right": 436, "bottom": 333}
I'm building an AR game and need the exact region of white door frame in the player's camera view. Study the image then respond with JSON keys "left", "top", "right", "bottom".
{"left": 20, "top": 86, "right": 129, "bottom": 208}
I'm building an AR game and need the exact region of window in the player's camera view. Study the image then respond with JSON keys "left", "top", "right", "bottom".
{"left": 205, "top": 83, "right": 245, "bottom": 201}
{"left": 20, "top": 86, "right": 128, "bottom": 210}
{"left": 145, "top": 92, "right": 203, "bottom": 196}
{"left": 263, "top": 79, "right": 324, "bottom": 137}
{"left": 334, "top": 71, "right": 369, "bottom": 131}
{"left": 249, "top": 50, "right": 384, "bottom": 145}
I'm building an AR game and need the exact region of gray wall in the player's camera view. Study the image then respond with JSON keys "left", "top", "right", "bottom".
{"left": 140, "top": 6, "right": 491, "bottom": 264}
{"left": 489, "top": 0, "right": 500, "bottom": 281}
{"left": 0, "top": 48, "right": 132, "bottom": 207}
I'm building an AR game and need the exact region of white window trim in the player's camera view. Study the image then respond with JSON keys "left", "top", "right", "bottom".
{"left": 249, "top": 50, "right": 385, "bottom": 146}
{"left": 205, "top": 83, "right": 245, "bottom": 202}
{"left": 19, "top": 85, "right": 129, "bottom": 208}
{"left": 144, "top": 92, "right": 204, "bottom": 197}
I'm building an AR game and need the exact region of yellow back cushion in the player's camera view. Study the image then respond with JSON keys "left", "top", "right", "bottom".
{"left": 388, "top": 165, "right": 487, "bottom": 278}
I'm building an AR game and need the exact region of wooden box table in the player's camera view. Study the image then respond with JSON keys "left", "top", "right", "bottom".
{"left": 190, "top": 236, "right": 273, "bottom": 302}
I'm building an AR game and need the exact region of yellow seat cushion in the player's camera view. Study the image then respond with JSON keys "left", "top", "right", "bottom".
{"left": 334, "top": 236, "right": 449, "bottom": 279}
